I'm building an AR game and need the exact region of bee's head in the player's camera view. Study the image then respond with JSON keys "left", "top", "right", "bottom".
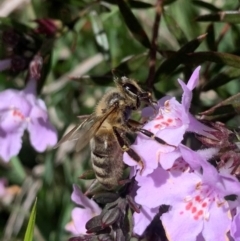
{"left": 114, "top": 76, "right": 156, "bottom": 110}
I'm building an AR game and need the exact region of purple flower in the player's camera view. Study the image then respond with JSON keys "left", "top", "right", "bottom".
{"left": 132, "top": 146, "right": 240, "bottom": 240}
{"left": 0, "top": 57, "right": 57, "bottom": 162}
{"left": 65, "top": 185, "right": 101, "bottom": 235}
{"left": 124, "top": 66, "right": 215, "bottom": 174}
{"left": 231, "top": 207, "right": 240, "bottom": 241}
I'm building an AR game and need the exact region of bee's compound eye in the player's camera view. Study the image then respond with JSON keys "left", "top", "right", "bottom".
{"left": 123, "top": 84, "right": 139, "bottom": 95}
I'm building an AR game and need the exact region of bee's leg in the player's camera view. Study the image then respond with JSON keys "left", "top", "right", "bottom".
{"left": 127, "top": 119, "right": 144, "bottom": 129}
{"left": 138, "top": 128, "right": 176, "bottom": 148}
{"left": 127, "top": 120, "right": 176, "bottom": 148}
{"left": 112, "top": 126, "right": 144, "bottom": 174}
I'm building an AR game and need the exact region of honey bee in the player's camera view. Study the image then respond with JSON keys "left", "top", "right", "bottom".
{"left": 55, "top": 77, "right": 172, "bottom": 189}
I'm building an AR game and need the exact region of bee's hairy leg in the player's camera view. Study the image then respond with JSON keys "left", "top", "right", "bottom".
{"left": 138, "top": 128, "right": 176, "bottom": 148}
{"left": 112, "top": 126, "right": 144, "bottom": 174}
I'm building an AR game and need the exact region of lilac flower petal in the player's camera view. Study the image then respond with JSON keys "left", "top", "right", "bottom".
{"left": 179, "top": 145, "right": 203, "bottom": 170}
{"left": 65, "top": 207, "right": 93, "bottom": 235}
{"left": 23, "top": 78, "right": 37, "bottom": 96}
{"left": 180, "top": 145, "right": 222, "bottom": 187}
{"left": 187, "top": 66, "right": 201, "bottom": 90}
{"left": 187, "top": 114, "right": 216, "bottom": 139}
{"left": 124, "top": 140, "right": 163, "bottom": 176}
{"left": 0, "top": 90, "right": 18, "bottom": 111}
{"left": 178, "top": 79, "right": 192, "bottom": 112}
{"left": 196, "top": 233, "right": 205, "bottom": 241}
{"left": 133, "top": 206, "right": 158, "bottom": 236}
{"left": 142, "top": 96, "right": 171, "bottom": 118}
{"left": 0, "top": 125, "right": 24, "bottom": 162}
{"left": 28, "top": 100, "right": 57, "bottom": 151}
{"left": 219, "top": 174, "right": 240, "bottom": 197}
{"left": 161, "top": 202, "right": 203, "bottom": 241}
{"left": 202, "top": 202, "right": 231, "bottom": 241}
{"left": 231, "top": 208, "right": 240, "bottom": 241}
{"left": 135, "top": 167, "right": 200, "bottom": 208}
{"left": 178, "top": 66, "right": 200, "bottom": 112}
{"left": 160, "top": 149, "right": 181, "bottom": 170}
{"left": 156, "top": 125, "right": 187, "bottom": 146}
{"left": 65, "top": 220, "right": 79, "bottom": 235}
{"left": 135, "top": 168, "right": 169, "bottom": 208}
{"left": 71, "top": 185, "right": 101, "bottom": 214}
{"left": 0, "top": 90, "right": 32, "bottom": 115}
{"left": 0, "top": 111, "right": 25, "bottom": 133}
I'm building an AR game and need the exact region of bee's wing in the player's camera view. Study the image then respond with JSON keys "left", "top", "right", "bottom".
{"left": 55, "top": 105, "right": 117, "bottom": 152}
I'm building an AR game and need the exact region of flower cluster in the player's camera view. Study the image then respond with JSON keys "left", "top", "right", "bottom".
{"left": 65, "top": 185, "right": 101, "bottom": 235}
{"left": 123, "top": 66, "right": 240, "bottom": 241}
{"left": 0, "top": 55, "right": 57, "bottom": 162}
{"left": 66, "top": 67, "right": 240, "bottom": 241}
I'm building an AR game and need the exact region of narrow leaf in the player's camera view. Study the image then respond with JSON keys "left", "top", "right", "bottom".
{"left": 183, "top": 51, "right": 240, "bottom": 69}
{"left": 193, "top": 0, "right": 221, "bottom": 12}
{"left": 200, "top": 93, "right": 240, "bottom": 119}
{"left": 155, "top": 33, "right": 207, "bottom": 81}
{"left": 23, "top": 198, "right": 37, "bottom": 241}
{"left": 0, "top": 17, "right": 31, "bottom": 32}
{"left": 10, "top": 156, "right": 26, "bottom": 182}
{"left": 163, "top": 0, "right": 179, "bottom": 5}
{"left": 102, "top": 0, "right": 153, "bottom": 8}
{"left": 163, "top": 12, "right": 188, "bottom": 46}
{"left": 203, "top": 67, "right": 240, "bottom": 91}
{"left": 89, "top": 10, "right": 110, "bottom": 61}
{"left": 206, "top": 24, "right": 217, "bottom": 51}
{"left": 70, "top": 53, "right": 147, "bottom": 86}
{"left": 196, "top": 11, "right": 240, "bottom": 24}
{"left": 116, "top": 0, "right": 151, "bottom": 48}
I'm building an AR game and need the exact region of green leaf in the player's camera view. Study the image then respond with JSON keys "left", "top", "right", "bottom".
{"left": 0, "top": 17, "right": 32, "bottom": 32}
{"left": 200, "top": 93, "right": 240, "bottom": 120}
{"left": 10, "top": 156, "right": 26, "bottom": 183}
{"left": 23, "top": 198, "right": 37, "bottom": 241}
{"left": 206, "top": 24, "right": 217, "bottom": 51}
{"left": 155, "top": 33, "right": 207, "bottom": 82}
{"left": 116, "top": 0, "right": 151, "bottom": 48}
{"left": 163, "top": 12, "right": 188, "bottom": 46}
{"left": 102, "top": 0, "right": 154, "bottom": 8}
{"left": 203, "top": 67, "right": 240, "bottom": 91}
{"left": 71, "top": 53, "right": 148, "bottom": 86}
{"left": 89, "top": 10, "right": 110, "bottom": 61}
{"left": 196, "top": 11, "right": 240, "bottom": 23}
{"left": 183, "top": 51, "right": 240, "bottom": 68}
{"left": 193, "top": 0, "right": 221, "bottom": 12}
{"left": 163, "top": 0, "right": 179, "bottom": 5}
